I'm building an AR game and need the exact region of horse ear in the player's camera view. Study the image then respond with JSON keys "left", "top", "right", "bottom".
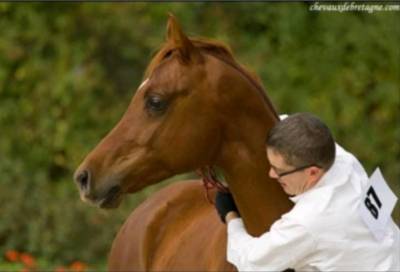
{"left": 166, "top": 14, "right": 200, "bottom": 63}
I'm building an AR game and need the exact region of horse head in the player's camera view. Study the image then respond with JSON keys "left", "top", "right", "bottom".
{"left": 74, "top": 15, "right": 276, "bottom": 209}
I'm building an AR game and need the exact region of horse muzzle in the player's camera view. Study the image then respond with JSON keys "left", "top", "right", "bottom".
{"left": 74, "top": 169, "right": 123, "bottom": 209}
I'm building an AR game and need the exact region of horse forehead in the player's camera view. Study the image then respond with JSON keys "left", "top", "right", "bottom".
{"left": 146, "top": 55, "right": 211, "bottom": 94}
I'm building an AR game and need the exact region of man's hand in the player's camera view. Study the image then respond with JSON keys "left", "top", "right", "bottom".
{"left": 215, "top": 191, "right": 240, "bottom": 223}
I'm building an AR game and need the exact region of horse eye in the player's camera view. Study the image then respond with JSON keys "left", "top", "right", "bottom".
{"left": 163, "top": 50, "right": 173, "bottom": 59}
{"left": 145, "top": 94, "right": 168, "bottom": 114}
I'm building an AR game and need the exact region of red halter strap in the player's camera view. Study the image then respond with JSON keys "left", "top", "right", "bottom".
{"left": 196, "top": 166, "right": 229, "bottom": 203}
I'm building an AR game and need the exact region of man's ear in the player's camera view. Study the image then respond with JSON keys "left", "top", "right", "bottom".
{"left": 166, "top": 13, "right": 201, "bottom": 63}
{"left": 308, "top": 166, "right": 324, "bottom": 183}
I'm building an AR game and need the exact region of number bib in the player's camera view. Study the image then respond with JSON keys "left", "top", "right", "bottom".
{"left": 359, "top": 168, "right": 398, "bottom": 241}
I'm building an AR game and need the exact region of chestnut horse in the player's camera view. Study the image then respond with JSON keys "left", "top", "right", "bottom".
{"left": 74, "top": 16, "right": 293, "bottom": 271}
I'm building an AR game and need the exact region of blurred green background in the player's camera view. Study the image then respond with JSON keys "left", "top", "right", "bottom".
{"left": 0, "top": 2, "right": 399, "bottom": 270}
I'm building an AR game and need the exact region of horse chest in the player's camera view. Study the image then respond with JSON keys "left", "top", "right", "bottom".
{"left": 108, "top": 181, "right": 236, "bottom": 271}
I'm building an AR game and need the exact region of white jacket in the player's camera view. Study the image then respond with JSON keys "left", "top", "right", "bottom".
{"left": 227, "top": 144, "right": 400, "bottom": 271}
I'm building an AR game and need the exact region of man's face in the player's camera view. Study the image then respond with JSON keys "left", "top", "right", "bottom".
{"left": 266, "top": 147, "right": 322, "bottom": 196}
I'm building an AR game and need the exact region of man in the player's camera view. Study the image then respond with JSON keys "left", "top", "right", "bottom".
{"left": 215, "top": 113, "right": 400, "bottom": 271}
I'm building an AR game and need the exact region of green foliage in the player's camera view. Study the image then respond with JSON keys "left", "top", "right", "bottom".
{"left": 0, "top": 2, "right": 398, "bottom": 266}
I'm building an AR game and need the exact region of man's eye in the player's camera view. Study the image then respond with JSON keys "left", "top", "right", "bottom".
{"left": 145, "top": 94, "right": 168, "bottom": 114}
{"left": 272, "top": 166, "right": 283, "bottom": 175}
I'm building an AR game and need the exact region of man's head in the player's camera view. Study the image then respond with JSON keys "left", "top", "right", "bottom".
{"left": 266, "top": 113, "right": 336, "bottom": 196}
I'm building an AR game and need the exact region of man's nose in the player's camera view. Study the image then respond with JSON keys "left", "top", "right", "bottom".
{"left": 269, "top": 168, "right": 278, "bottom": 179}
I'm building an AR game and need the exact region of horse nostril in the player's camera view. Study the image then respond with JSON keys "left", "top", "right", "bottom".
{"left": 76, "top": 170, "right": 91, "bottom": 192}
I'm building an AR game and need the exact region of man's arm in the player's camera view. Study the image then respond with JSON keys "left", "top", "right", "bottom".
{"left": 215, "top": 192, "right": 315, "bottom": 271}
{"left": 227, "top": 216, "right": 315, "bottom": 271}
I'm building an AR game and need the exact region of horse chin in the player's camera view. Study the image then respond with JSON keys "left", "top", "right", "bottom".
{"left": 99, "top": 196, "right": 123, "bottom": 209}
{"left": 98, "top": 185, "right": 124, "bottom": 209}
{"left": 125, "top": 184, "right": 142, "bottom": 194}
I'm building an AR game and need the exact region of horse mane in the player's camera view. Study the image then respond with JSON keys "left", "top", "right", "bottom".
{"left": 144, "top": 38, "right": 279, "bottom": 120}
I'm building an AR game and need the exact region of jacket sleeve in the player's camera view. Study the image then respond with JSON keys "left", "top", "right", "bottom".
{"left": 227, "top": 217, "right": 316, "bottom": 271}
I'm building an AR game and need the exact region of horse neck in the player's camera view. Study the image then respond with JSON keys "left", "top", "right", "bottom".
{"left": 217, "top": 100, "right": 293, "bottom": 237}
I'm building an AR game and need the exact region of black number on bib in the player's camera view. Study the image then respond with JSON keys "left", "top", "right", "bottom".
{"left": 364, "top": 186, "right": 382, "bottom": 219}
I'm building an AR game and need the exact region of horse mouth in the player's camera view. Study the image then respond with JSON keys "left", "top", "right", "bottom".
{"left": 99, "top": 186, "right": 123, "bottom": 209}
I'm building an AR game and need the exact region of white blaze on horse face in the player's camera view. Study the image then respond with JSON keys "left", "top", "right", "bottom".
{"left": 138, "top": 78, "right": 149, "bottom": 91}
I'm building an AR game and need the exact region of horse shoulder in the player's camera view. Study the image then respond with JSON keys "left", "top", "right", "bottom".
{"left": 108, "top": 180, "right": 236, "bottom": 271}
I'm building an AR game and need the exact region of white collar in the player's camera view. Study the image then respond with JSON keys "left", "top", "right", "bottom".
{"left": 289, "top": 144, "right": 353, "bottom": 204}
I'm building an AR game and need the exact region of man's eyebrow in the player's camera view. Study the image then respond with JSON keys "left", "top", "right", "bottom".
{"left": 269, "top": 164, "right": 283, "bottom": 171}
